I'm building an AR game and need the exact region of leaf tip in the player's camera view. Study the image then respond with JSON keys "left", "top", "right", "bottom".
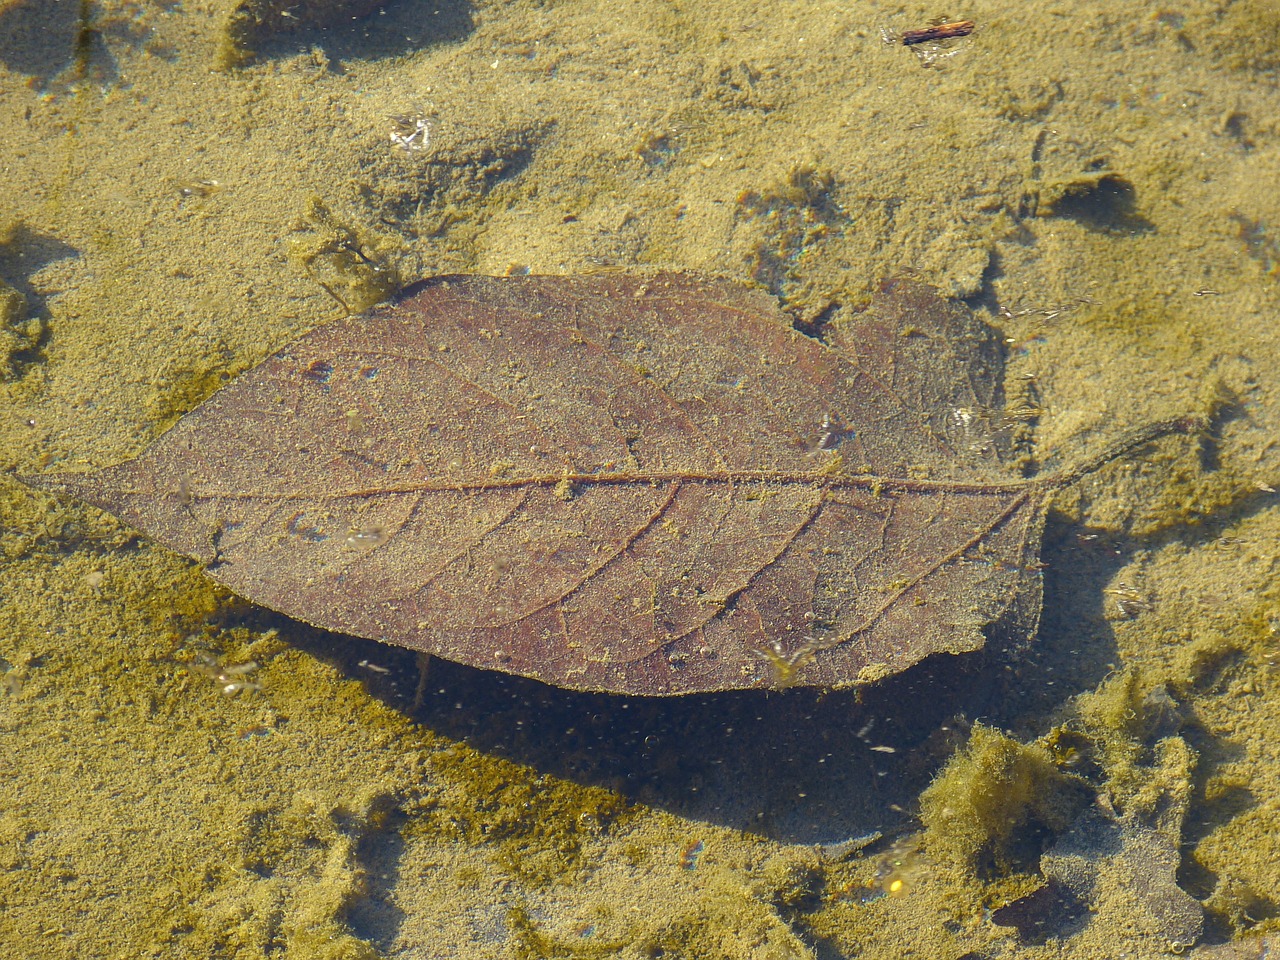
{"left": 13, "top": 470, "right": 81, "bottom": 499}
{"left": 13, "top": 469, "right": 117, "bottom": 515}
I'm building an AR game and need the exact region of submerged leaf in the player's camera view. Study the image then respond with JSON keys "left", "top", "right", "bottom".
{"left": 21, "top": 273, "right": 1187, "bottom": 695}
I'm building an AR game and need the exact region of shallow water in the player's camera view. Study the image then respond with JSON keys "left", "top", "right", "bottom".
{"left": 2, "top": 1, "right": 1279, "bottom": 957}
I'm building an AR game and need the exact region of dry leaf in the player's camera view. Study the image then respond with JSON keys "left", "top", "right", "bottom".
{"left": 20, "top": 273, "right": 1190, "bottom": 695}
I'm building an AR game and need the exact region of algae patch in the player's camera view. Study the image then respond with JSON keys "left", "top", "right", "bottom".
{"left": 919, "top": 723, "right": 1091, "bottom": 876}
{"left": 409, "top": 742, "right": 634, "bottom": 886}
{"left": 288, "top": 197, "right": 403, "bottom": 314}
{"left": 919, "top": 704, "right": 1208, "bottom": 952}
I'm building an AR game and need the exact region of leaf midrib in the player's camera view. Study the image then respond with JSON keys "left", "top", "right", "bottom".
{"left": 174, "top": 469, "right": 1043, "bottom": 500}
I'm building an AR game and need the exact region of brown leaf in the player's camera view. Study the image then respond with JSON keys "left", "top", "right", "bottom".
{"left": 19, "top": 273, "right": 1188, "bottom": 695}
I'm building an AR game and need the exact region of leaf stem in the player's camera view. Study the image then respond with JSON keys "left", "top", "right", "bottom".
{"left": 1046, "top": 415, "right": 1205, "bottom": 490}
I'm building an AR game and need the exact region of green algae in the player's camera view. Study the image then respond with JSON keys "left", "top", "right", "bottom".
{"left": 506, "top": 904, "right": 629, "bottom": 960}
{"left": 919, "top": 723, "right": 1091, "bottom": 877}
{"left": 408, "top": 744, "right": 634, "bottom": 886}
{"left": 288, "top": 197, "right": 403, "bottom": 315}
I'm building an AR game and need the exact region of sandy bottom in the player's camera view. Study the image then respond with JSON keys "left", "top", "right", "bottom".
{"left": 1, "top": 0, "right": 1279, "bottom": 957}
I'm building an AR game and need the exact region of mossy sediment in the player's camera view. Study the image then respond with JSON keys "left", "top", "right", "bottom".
{"left": 919, "top": 723, "right": 1091, "bottom": 876}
